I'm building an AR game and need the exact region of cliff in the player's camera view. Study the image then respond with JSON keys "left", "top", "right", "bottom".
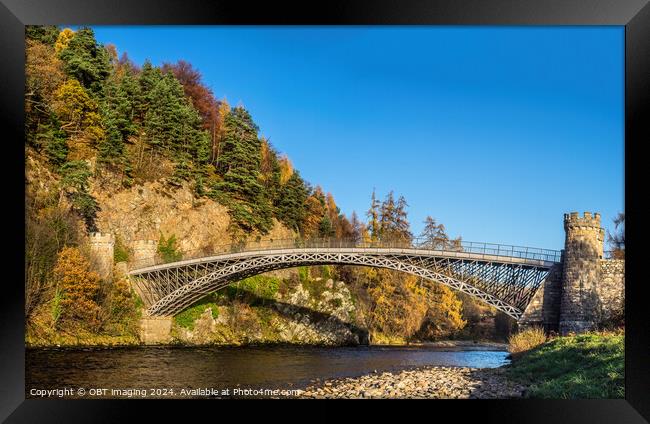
{"left": 26, "top": 150, "right": 365, "bottom": 346}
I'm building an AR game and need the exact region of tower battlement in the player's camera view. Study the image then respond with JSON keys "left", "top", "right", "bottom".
{"left": 564, "top": 211, "right": 602, "bottom": 230}
{"left": 89, "top": 232, "right": 115, "bottom": 244}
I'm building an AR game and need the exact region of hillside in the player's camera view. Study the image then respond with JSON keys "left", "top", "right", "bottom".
{"left": 25, "top": 25, "right": 514, "bottom": 347}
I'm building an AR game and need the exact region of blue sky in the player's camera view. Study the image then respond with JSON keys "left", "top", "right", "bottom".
{"left": 88, "top": 26, "right": 624, "bottom": 250}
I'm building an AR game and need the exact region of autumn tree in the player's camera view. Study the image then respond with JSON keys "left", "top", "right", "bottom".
{"left": 53, "top": 247, "right": 102, "bottom": 329}
{"left": 302, "top": 186, "right": 327, "bottom": 238}
{"left": 607, "top": 212, "right": 625, "bottom": 259}
{"left": 417, "top": 282, "right": 466, "bottom": 340}
{"left": 54, "top": 28, "right": 74, "bottom": 54}
{"left": 52, "top": 79, "right": 104, "bottom": 157}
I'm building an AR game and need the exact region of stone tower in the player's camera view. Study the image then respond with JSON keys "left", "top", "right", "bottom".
{"left": 89, "top": 232, "right": 115, "bottom": 281}
{"left": 559, "top": 212, "right": 605, "bottom": 335}
{"left": 132, "top": 240, "right": 158, "bottom": 268}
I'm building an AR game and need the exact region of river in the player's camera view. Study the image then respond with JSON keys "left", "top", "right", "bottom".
{"left": 26, "top": 344, "right": 509, "bottom": 398}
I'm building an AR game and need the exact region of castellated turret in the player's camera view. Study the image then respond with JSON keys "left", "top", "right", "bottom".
{"left": 559, "top": 212, "right": 605, "bottom": 334}
{"left": 89, "top": 232, "right": 115, "bottom": 282}
{"left": 132, "top": 239, "right": 159, "bottom": 268}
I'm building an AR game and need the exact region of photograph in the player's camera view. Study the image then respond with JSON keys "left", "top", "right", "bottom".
{"left": 1, "top": 0, "right": 647, "bottom": 420}
{"left": 22, "top": 24, "right": 626, "bottom": 400}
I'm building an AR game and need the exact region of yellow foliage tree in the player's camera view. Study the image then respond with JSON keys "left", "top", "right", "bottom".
{"left": 366, "top": 268, "right": 428, "bottom": 340}
{"left": 303, "top": 194, "right": 325, "bottom": 238}
{"left": 53, "top": 79, "right": 104, "bottom": 155}
{"left": 418, "top": 281, "right": 467, "bottom": 340}
{"left": 25, "top": 39, "right": 66, "bottom": 107}
{"left": 54, "top": 28, "right": 75, "bottom": 54}
{"left": 278, "top": 154, "right": 293, "bottom": 185}
{"left": 52, "top": 246, "right": 102, "bottom": 330}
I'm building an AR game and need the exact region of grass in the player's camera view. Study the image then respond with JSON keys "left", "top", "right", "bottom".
{"left": 174, "top": 301, "right": 219, "bottom": 330}
{"left": 225, "top": 275, "right": 280, "bottom": 304}
{"left": 505, "top": 331, "right": 624, "bottom": 398}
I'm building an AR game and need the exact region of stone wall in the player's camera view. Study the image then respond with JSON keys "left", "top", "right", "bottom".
{"left": 554, "top": 212, "right": 626, "bottom": 335}
{"left": 520, "top": 263, "right": 563, "bottom": 332}
{"left": 140, "top": 316, "right": 173, "bottom": 344}
{"left": 596, "top": 259, "right": 625, "bottom": 323}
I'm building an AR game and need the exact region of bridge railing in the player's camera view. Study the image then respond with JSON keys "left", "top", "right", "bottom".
{"left": 128, "top": 236, "right": 562, "bottom": 270}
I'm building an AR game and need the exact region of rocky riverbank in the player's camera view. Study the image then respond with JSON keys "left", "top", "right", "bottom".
{"left": 299, "top": 366, "right": 528, "bottom": 399}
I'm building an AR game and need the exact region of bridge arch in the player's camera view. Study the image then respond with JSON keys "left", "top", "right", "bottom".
{"left": 129, "top": 248, "right": 555, "bottom": 320}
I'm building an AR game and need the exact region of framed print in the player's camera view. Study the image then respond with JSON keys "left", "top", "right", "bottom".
{"left": 1, "top": 0, "right": 648, "bottom": 421}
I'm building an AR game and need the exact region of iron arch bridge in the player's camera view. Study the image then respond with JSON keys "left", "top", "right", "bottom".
{"left": 127, "top": 239, "right": 562, "bottom": 320}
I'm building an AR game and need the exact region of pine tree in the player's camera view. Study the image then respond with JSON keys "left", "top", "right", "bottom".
{"left": 26, "top": 25, "right": 60, "bottom": 46}
{"left": 57, "top": 27, "right": 110, "bottom": 94}
{"left": 98, "top": 71, "right": 137, "bottom": 166}
{"left": 59, "top": 161, "right": 99, "bottom": 231}
{"left": 367, "top": 189, "right": 381, "bottom": 241}
{"left": 276, "top": 171, "right": 309, "bottom": 233}
{"left": 211, "top": 106, "right": 274, "bottom": 233}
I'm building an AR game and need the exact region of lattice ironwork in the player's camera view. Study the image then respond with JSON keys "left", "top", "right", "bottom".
{"left": 128, "top": 246, "right": 559, "bottom": 320}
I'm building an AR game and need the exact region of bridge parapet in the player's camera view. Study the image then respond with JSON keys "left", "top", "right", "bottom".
{"left": 127, "top": 237, "right": 562, "bottom": 271}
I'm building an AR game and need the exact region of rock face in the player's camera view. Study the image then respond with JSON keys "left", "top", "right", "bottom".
{"left": 172, "top": 279, "right": 366, "bottom": 346}
{"left": 298, "top": 366, "right": 527, "bottom": 399}
{"left": 92, "top": 180, "right": 295, "bottom": 257}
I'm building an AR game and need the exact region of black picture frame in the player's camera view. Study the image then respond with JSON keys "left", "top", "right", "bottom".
{"left": 1, "top": 0, "right": 647, "bottom": 421}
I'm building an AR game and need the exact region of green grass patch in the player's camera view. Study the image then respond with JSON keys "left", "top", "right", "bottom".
{"left": 301, "top": 278, "right": 328, "bottom": 299}
{"left": 298, "top": 266, "right": 309, "bottom": 283}
{"left": 113, "top": 236, "right": 130, "bottom": 263}
{"left": 506, "top": 331, "right": 624, "bottom": 398}
{"left": 225, "top": 275, "right": 280, "bottom": 305}
{"left": 174, "top": 300, "right": 219, "bottom": 330}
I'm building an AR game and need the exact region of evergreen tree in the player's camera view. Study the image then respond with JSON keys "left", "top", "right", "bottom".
{"left": 319, "top": 215, "right": 334, "bottom": 238}
{"left": 276, "top": 171, "right": 309, "bottom": 233}
{"left": 211, "top": 106, "right": 273, "bottom": 233}
{"left": 57, "top": 27, "right": 110, "bottom": 94}
{"left": 134, "top": 60, "right": 162, "bottom": 121}
{"left": 38, "top": 121, "right": 68, "bottom": 167}
{"left": 97, "top": 71, "right": 137, "bottom": 166}
{"left": 59, "top": 161, "right": 99, "bottom": 232}
{"left": 367, "top": 189, "right": 381, "bottom": 241}
{"left": 26, "top": 25, "right": 60, "bottom": 46}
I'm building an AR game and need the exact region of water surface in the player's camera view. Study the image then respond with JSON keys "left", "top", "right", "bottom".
{"left": 26, "top": 344, "right": 509, "bottom": 398}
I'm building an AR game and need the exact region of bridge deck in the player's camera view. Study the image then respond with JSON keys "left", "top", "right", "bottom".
{"left": 129, "top": 246, "right": 558, "bottom": 275}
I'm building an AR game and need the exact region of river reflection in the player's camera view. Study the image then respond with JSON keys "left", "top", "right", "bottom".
{"left": 26, "top": 344, "right": 509, "bottom": 398}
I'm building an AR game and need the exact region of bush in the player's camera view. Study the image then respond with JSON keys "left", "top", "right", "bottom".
{"left": 158, "top": 233, "right": 182, "bottom": 263}
{"left": 508, "top": 326, "right": 547, "bottom": 354}
{"left": 113, "top": 236, "right": 130, "bottom": 263}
